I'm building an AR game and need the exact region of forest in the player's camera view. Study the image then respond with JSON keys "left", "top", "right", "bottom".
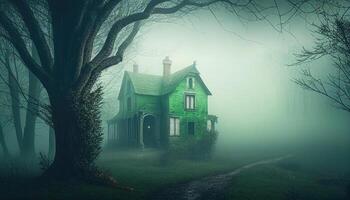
{"left": 0, "top": 0, "right": 350, "bottom": 200}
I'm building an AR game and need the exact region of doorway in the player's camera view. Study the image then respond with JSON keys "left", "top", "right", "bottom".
{"left": 188, "top": 122, "right": 195, "bottom": 135}
{"left": 143, "top": 115, "right": 156, "bottom": 147}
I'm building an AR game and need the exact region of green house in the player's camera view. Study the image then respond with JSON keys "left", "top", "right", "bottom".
{"left": 107, "top": 57, "right": 217, "bottom": 148}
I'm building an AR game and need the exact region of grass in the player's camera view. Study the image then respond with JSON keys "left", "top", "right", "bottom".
{"left": 223, "top": 159, "right": 349, "bottom": 200}
{"left": 97, "top": 148, "right": 275, "bottom": 199}
{"left": 0, "top": 148, "right": 278, "bottom": 200}
{"left": 1, "top": 143, "right": 348, "bottom": 200}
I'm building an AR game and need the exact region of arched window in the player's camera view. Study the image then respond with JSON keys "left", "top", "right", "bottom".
{"left": 187, "top": 77, "right": 195, "bottom": 89}
{"left": 189, "top": 78, "right": 193, "bottom": 89}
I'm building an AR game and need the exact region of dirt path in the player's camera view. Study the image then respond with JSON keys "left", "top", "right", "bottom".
{"left": 151, "top": 155, "right": 293, "bottom": 200}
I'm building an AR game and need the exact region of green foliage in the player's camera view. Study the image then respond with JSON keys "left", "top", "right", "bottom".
{"left": 71, "top": 86, "right": 104, "bottom": 176}
{"left": 224, "top": 164, "right": 348, "bottom": 200}
{"left": 166, "top": 131, "right": 218, "bottom": 161}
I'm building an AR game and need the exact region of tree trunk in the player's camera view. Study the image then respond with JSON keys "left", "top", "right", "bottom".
{"left": 21, "top": 70, "right": 41, "bottom": 158}
{"left": 7, "top": 61, "right": 23, "bottom": 151}
{"left": 44, "top": 88, "right": 103, "bottom": 179}
{"left": 0, "top": 123, "right": 9, "bottom": 157}
{"left": 48, "top": 127, "right": 55, "bottom": 160}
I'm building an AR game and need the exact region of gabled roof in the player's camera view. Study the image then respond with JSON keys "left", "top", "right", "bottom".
{"left": 127, "top": 72, "right": 163, "bottom": 96}
{"left": 119, "top": 64, "right": 211, "bottom": 98}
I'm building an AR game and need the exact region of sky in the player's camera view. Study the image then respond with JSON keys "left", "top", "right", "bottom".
{"left": 100, "top": 8, "right": 350, "bottom": 149}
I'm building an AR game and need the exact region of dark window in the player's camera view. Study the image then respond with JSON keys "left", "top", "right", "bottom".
{"left": 189, "top": 78, "right": 194, "bottom": 89}
{"left": 127, "top": 97, "right": 131, "bottom": 111}
{"left": 185, "top": 95, "right": 195, "bottom": 110}
{"left": 188, "top": 122, "right": 195, "bottom": 135}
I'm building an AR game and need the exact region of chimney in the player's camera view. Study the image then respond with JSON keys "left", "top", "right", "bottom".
{"left": 133, "top": 63, "right": 139, "bottom": 73}
{"left": 163, "top": 56, "right": 172, "bottom": 76}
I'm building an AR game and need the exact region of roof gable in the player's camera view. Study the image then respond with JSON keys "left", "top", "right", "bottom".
{"left": 119, "top": 64, "right": 211, "bottom": 98}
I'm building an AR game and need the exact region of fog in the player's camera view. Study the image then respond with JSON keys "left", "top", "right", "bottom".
{"left": 101, "top": 8, "right": 350, "bottom": 157}
{"left": 1, "top": 3, "right": 350, "bottom": 199}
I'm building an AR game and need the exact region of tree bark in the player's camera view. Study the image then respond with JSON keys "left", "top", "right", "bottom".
{"left": 44, "top": 88, "right": 103, "bottom": 179}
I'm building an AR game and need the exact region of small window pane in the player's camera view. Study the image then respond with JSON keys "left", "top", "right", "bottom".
{"left": 169, "top": 118, "right": 175, "bottom": 136}
{"left": 175, "top": 118, "right": 180, "bottom": 136}
{"left": 185, "top": 95, "right": 196, "bottom": 110}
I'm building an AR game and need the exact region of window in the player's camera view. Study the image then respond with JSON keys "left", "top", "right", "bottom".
{"left": 185, "top": 94, "right": 195, "bottom": 110}
{"left": 169, "top": 117, "right": 180, "bottom": 136}
{"left": 187, "top": 77, "right": 195, "bottom": 89}
{"left": 127, "top": 97, "right": 131, "bottom": 111}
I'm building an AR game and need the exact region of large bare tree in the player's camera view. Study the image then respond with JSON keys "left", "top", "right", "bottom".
{"left": 0, "top": 0, "right": 310, "bottom": 180}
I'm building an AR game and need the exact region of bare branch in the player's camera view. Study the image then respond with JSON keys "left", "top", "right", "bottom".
{"left": 10, "top": 0, "right": 53, "bottom": 72}
{"left": 0, "top": 11, "right": 50, "bottom": 87}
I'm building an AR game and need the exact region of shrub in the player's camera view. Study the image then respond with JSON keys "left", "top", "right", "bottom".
{"left": 166, "top": 131, "right": 218, "bottom": 161}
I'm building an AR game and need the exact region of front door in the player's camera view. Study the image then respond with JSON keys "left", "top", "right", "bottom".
{"left": 188, "top": 122, "right": 195, "bottom": 135}
{"left": 143, "top": 115, "right": 156, "bottom": 147}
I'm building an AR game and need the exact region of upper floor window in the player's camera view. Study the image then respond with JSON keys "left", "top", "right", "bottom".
{"left": 185, "top": 94, "right": 195, "bottom": 110}
{"left": 169, "top": 117, "right": 180, "bottom": 136}
{"left": 127, "top": 97, "right": 131, "bottom": 111}
{"left": 187, "top": 77, "right": 195, "bottom": 89}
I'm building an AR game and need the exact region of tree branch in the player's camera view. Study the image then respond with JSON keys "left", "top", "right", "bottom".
{"left": 10, "top": 0, "right": 53, "bottom": 73}
{"left": 0, "top": 11, "right": 50, "bottom": 87}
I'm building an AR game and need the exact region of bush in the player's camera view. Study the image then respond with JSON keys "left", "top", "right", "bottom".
{"left": 165, "top": 131, "right": 218, "bottom": 161}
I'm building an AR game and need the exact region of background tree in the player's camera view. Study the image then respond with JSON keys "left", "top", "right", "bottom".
{"left": 294, "top": 15, "right": 350, "bottom": 113}
{"left": 0, "top": 38, "right": 47, "bottom": 159}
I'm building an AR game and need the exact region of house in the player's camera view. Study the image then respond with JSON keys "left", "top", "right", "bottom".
{"left": 107, "top": 57, "right": 217, "bottom": 148}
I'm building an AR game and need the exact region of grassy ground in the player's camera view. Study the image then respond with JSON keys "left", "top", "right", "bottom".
{"left": 223, "top": 157, "right": 350, "bottom": 200}
{"left": 0, "top": 148, "right": 280, "bottom": 200}
{"left": 0, "top": 143, "right": 348, "bottom": 200}
{"left": 96, "top": 148, "right": 279, "bottom": 199}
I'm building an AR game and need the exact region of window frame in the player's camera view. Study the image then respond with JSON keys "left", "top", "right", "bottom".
{"left": 187, "top": 77, "right": 195, "bottom": 89}
{"left": 169, "top": 117, "right": 180, "bottom": 136}
{"left": 184, "top": 94, "right": 196, "bottom": 111}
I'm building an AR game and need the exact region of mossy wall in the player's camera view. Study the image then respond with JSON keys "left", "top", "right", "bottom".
{"left": 168, "top": 74, "right": 208, "bottom": 138}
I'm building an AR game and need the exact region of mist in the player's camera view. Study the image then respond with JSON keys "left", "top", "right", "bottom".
{"left": 1, "top": 1, "right": 350, "bottom": 199}
{"left": 101, "top": 8, "right": 350, "bottom": 155}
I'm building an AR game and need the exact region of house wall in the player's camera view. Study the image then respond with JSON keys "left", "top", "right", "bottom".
{"left": 168, "top": 74, "right": 208, "bottom": 138}
{"left": 116, "top": 78, "right": 140, "bottom": 147}
{"left": 119, "top": 78, "right": 138, "bottom": 117}
{"left": 135, "top": 94, "right": 161, "bottom": 114}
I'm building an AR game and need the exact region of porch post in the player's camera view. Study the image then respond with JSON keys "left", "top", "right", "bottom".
{"left": 139, "top": 113, "right": 144, "bottom": 149}
{"left": 211, "top": 120, "right": 215, "bottom": 132}
{"left": 155, "top": 115, "right": 160, "bottom": 147}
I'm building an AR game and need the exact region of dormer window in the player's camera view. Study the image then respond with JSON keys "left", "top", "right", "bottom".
{"left": 187, "top": 77, "right": 195, "bottom": 89}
